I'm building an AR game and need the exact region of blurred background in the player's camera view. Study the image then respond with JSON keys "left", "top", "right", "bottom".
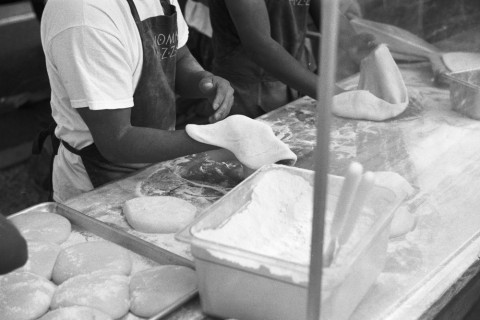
{"left": 0, "top": 0, "right": 51, "bottom": 215}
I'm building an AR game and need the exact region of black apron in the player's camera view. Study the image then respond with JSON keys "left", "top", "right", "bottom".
{"left": 209, "top": 0, "right": 314, "bottom": 118}
{"left": 34, "top": 0, "right": 178, "bottom": 193}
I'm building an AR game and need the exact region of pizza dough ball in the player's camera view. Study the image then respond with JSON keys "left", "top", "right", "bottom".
{"left": 120, "top": 313, "right": 147, "bottom": 320}
{"left": 10, "top": 212, "right": 71, "bottom": 244}
{"left": 442, "top": 52, "right": 480, "bottom": 73}
{"left": 51, "top": 270, "right": 130, "bottom": 319}
{"left": 38, "top": 306, "right": 112, "bottom": 320}
{"left": 389, "top": 206, "right": 417, "bottom": 238}
{"left": 129, "top": 265, "right": 197, "bottom": 318}
{"left": 18, "top": 241, "right": 61, "bottom": 279}
{"left": 0, "top": 271, "right": 56, "bottom": 320}
{"left": 52, "top": 241, "right": 132, "bottom": 284}
{"left": 373, "top": 171, "right": 415, "bottom": 201}
{"left": 123, "top": 196, "right": 197, "bottom": 233}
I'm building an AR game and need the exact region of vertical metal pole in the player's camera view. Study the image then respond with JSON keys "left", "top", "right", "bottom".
{"left": 306, "top": 0, "right": 340, "bottom": 319}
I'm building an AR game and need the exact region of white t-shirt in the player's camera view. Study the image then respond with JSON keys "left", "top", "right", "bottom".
{"left": 41, "top": 0, "right": 189, "bottom": 202}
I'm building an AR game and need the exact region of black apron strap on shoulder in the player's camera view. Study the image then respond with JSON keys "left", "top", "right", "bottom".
{"left": 159, "top": 0, "right": 172, "bottom": 15}
{"left": 126, "top": 0, "right": 142, "bottom": 23}
{"left": 127, "top": 0, "right": 173, "bottom": 20}
{"left": 31, "top": 120, "right": 59, "bottom": 202}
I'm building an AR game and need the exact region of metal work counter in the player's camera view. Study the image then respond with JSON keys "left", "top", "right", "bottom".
{"left": 65, "top": 61, "right": 480, "bottom": 320}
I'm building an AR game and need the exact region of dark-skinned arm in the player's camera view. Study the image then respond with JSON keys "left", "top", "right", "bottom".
{"left": 77, "top": 106, "right": 216, "bottom": 163}
{"left": 76, "top": 46, "right": 235, "bottom": 164}
{"left": 175, "top": 46, "right": 233, "bottom": 122}
{"left": 226, "top": 0, "right": 367, "bottom": 98}
{"left": 225, "top": 0, "right": 320, "bottom": 98}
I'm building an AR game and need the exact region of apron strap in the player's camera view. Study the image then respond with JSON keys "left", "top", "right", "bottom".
{"left": 32, "top": 121, "right": 59, "bottom": 155}
{"left": 61, "top": 140, "right": 137, "bottom": 188}
{"left": 159, "top": 0, "right": 172, "bottom": 16}
{"left": 126, "top": 0, "right": 173, "bottom": 23}
{"left": 126, "top": 0, "right": 142, "bottom": 23}
{"left": 61, "top": 140, "right": 113, "bottom": 164}
{"left": 32, "top": 121, "right": 60, "bottom": 201}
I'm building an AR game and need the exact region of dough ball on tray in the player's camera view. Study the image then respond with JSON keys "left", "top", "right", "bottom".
{"left": 119, "top": 312, "right": 147, "bottom": 320}
{"left": 51, "top": 270, "right": 130, "bottom": 319}
{"left": 129, "top": 265, "right": 197, "bottom": 318}
{"left": 38, "top": 306, "right": 113, "bottom": 320}
{"left": 123, "top": 196, "right": 197, "bottom": 233}
{"left": 17, "top": 241, "right": 61, "bottom": 280}
{"left": 0, "top": 271, "right": 56, "bottom": 320}
{"left": 52, "top": 241, "right": 132, "bottom": 284}
{"left": 10, "top": 211, "right": 71, "bottom": 245}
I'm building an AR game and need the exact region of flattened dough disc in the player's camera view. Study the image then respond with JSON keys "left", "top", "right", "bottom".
{"left": 186, "top": 115, "right": 297, "bottom": 169}
{"left": 52, "top": 241, "right": 132, "bottom": 284}
{"left": 442, "top": 52, "right": 480, "bottom": 73}
{"left": 38, "top": 306, "right": 112, "bottom": 320}
{"left": 51, "top": 270, "right": 130, "bottom": 319}
{"left": 129, "top": 265, "right": 197, "bottom": 318}
{"left": 389, "top": 206, "right": 417, "bottom": 238}
{"left": 123, "top": 196, "right": 197, "bottom": 234}
{"left": 0, "top": 271, "right": 56, "bottom": 320}
{"left": 10, "top": 211, "right": 71, "bottom": 244}
{"left": 17, "top": 241, "right": 62, "bottom": 280}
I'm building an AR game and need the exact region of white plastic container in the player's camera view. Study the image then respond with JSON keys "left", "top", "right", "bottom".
{"left": 177, "top": 165, "right": 403, "bottom": 320}
{"left": 445, "top": 68, "right": 480, "bottom": 120}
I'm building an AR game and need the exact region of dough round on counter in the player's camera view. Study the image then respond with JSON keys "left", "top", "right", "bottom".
{"left": 19, "top": 241, "right": 62, "bottom": 279}
{"left": 123, "top": 196, "right": 197, "bottom": 233}
{"left": 38, "top": 306, "right": 113, "bottom": 320}
{"left": 373, "top": 171, "right": 415, "bottom": 201}
{"left": 52, "top": 241, "right": 132, "bottom": 284}
{"left": 0, "top": 271, "right": 56, "bottom": 320}
{"left": 119, "top": 313, "right": 147, "bottom": 320}
{"left": 442, "top": 52, "right": 480, "bottom": 73}
{"left": 129, "top": 265, "right": 197, "bottom": 318}
{"left": 51, "top": 270, "right": 130, "bottom": 319}
{"left": 10, "top": 211, "right": 71, "bottom": 244}
{"left": 389, "top": 206, "right": 417, "bottom": 238}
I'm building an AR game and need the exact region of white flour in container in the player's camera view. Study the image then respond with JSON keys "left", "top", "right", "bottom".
{"left": 195, "top": 169, "right": 376, "bottom": 284}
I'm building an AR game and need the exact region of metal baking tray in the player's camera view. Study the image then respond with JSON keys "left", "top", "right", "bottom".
{"left": 177, "top": 164, "right": 404, "bottom": 320}
{"left": 9, "top": 202, "right": 198, "bottom": 320}
{"left": 444, "top": 68, "right": 480, "bottom": 120}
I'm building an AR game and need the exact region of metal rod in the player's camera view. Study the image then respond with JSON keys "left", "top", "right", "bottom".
{"left": 306, "top": 0, "right": 340, "bottom": 319}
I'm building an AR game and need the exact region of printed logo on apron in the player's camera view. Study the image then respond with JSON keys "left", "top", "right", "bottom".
{"left": 155, "top": 31, "right": 178, "bottom": 59}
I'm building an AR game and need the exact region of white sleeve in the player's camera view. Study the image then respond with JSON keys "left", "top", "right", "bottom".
{"left": 50, "top": 26, "right": 134, "bottom": 110}
{"left": 173, "top": 0, "right": 190, "bottom": 48}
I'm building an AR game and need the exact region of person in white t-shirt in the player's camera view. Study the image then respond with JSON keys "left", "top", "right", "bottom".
{"left": 40, "top": 0, "right": 234, "bottom": 202}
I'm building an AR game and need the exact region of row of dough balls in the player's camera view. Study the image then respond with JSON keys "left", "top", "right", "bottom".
{"left": 3, "top": 212, "right": 197, "bottom": 320}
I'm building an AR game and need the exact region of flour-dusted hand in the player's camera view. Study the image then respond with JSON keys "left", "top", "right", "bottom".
{"left": 198, "top": 76, "right": 234, "bottom": 123}
{"left": 185, "top": 115, "right": 297, "bottom": 170}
